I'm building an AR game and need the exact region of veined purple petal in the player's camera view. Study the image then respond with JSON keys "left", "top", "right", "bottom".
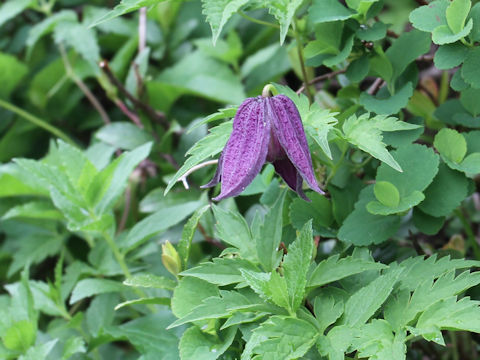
{"left": 272, "top": 158, "right": 309, "bottom": 201}
{"left": 213, "top": 97, "right": 271, "bottom": 200}
{"left": 201, "top": 153, "right": 223, "bottom": 189}
{"left": 267, "top": 95, "right": 324, "bottom": 195}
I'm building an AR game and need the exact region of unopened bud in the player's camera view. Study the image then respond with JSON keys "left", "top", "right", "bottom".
{"left": 161, "top": 241, "right": 181, "bottom": 277}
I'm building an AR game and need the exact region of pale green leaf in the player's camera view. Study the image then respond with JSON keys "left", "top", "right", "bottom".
{"left": 89, "top": 0, "right": 165, "bottom": 27}
{"left": 409, "top": 0, "right": 449, "bottom": 32}
{"left": 70, "top": 279, "right": 127, "bottom": 304}
{"left": 308, "top": 254, "right": 387, "bottom": 288}
{"left": 179, "top": 325, "right": 237, "bottom": 360}
{"left": 267, "top": 0, "right": 303, "bottom": 44}
{"left": 257, "top": 190, "right": 286, "bottom": 271}
{"left": 251, "top": 316, "right": 319, "bottom": 360}
{"left": 282, "top": 221, "right": 313, "bottom": 312}
{"left": 123, "top": 274, "right": 176, "bottom": 290}
{"left": 178, "top": 205, "right": 211, "bottom": 269}
{"left": 201, "top": 0, "right": 249, "bottom": 44}
{"left": 180, "top": 257, "right": 258, "bottom": 286}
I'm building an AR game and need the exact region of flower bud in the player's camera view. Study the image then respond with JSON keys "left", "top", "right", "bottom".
{"left": 161, "top": 241, "right": 181, "bottom": 277}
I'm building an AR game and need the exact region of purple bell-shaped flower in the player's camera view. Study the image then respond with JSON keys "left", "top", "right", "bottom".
{"left": 202, "top": 94, "right": 324, "bottom": 201}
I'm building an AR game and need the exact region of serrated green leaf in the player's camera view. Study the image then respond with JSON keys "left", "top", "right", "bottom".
{"left": 180, "top": 257, "right": 258, "bottom": 286}
{"left": 165, "top": 121, "right": 232, "bottom": 195}
{"left": 367, "top": 191, "right": 424, "bottom": 215}
{"left": 170, "top": 290, "right": 265, "bottom": 328}
{"left": 179, "top": 325, "right": 237, "bottom": 360}
{"left": 412, "top": 208, "right": 445, "bottom": 235}
{"left": 171, "top": 277, "right": 219, "bottom": 319}
{"left": 0, "top": 0, "right": 33, "bottom": 27}
{"left": 419, "top": 163, "right": 469, "bottom": 217}
{"left": 54, "top": 21, "right": 100, "bottom": 67}
{"left": 115, "top": 297, "right": 170, "bottom": 311}
{"left": 409, "top": 0, "right": 449, "bottom": 32}
{"left": 416, "top": 296, "right": 480, "bottom": 334}
{"left": 461, "top": 47, "right": 480, "bottom": 88}
{"left": 70, "top": 279, "right": 127, "bottom": 304}
{"left": 89, "top": 0, "right": 165, "bottom": 27}
{"left": 352, "top": 320, "right": 406, "bottom": 360}
{"left": 283, "top": 221, "right": 313, "bottom": 312}
{"left": 19, "top": 339, "right": 58, "bottom": 360}
{"left": 289, "top": 191, "right": 333, "bottom": 236}
{"left": 2, "top": 201, "right": 62, "bottom": 221}
{"left": 338, "top": 186, "right": 402, "bottom": 245}
{"left": 432, "top": 19, "right": 473, "bottom": 45}
{"left": 123, "top": 274, "right": 176, "bottom": 290}
{"left": 434, "top": 43, "right": 469, "bottom": 70}
{"left": 386, "top": 30, "right": 431, "bottom": 82}
{"left": 343, "top": 268, "right": 403, "bottom": 327}
{"left": 314, "top": 293, "right": 344, "bottom": 333}
{"left": 446, "top": 0, "right": 471, "bottom": 34}
{"left": 342, "top": 113, "right": 421, "bottom": 171}
{"left": 124, "top": 199, "right": 204, "bottom": 253}
{"left": 88, "top": 142, "right": 152, "bottom": 215}
{"left": 376, "top": 143, "right": 440, "bottom": 198}
{"left": 201, "top": 0, "right": 249, "bottom": 44}
{"left": 308, "top": 0, "right": 355, "bottom": 23}
{"left": 257, "top": 191, "right": 286, "bottom": 271}
{"left": 360, "top": 82, "right": 414, "bottom": 116}
{"left": 308, "top": 254, "right": 387, "bottom": 288}
{"left": 251, "top": 316, "right": 319, "bottom": 360}
{"left": 267, "top": 0, "right": 303, "bottom": 44}
{"left": 178, "top": 205, "right": 210, "bottom": 269}
{"left": 212, "top": 205, "right": 257, "bottom": 260}
{"left": 26, "top": 11, "right": 77, "bottom": 58}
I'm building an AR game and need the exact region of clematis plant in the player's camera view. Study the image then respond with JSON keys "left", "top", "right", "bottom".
{"left": 203, "top": 87, "right": 324, "bottom": 201}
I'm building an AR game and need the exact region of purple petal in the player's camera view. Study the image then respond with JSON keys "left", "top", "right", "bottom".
{"left": 273, "top": 158, "right": 309, "bottom": 201}
{"left": 201, "top": 153, "right": 223, "bottom": 189}
{"left": 213, "top": 97, "right": 270, "bottom": 201}
{"left": 267, "top": 95, "right": 324, "bottom": 195}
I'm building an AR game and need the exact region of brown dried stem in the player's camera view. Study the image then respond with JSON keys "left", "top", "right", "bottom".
{"left": 99, "top": 60, "right": 169, "bottom": 129}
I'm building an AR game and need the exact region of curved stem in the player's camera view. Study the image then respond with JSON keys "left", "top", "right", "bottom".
{"left": 293, "top": 21, "right": 313, "bottom": 103}
{"left": 238, "top": 11, "right": 280, "bottom": 29}
{"left": 0, "top": 98, "right": 75, "bottom": 145}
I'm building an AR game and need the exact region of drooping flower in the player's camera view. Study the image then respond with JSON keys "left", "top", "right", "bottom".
{"left": 202, "top": 94, "right": 324, "bottom": 201}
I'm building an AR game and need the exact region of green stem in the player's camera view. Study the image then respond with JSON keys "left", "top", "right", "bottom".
{"left": 102, "top": 231, "right": 156, "bottom": 312}
{"left": 455, "top": 208, "right": 480, "bottom": 260}
{"left": 0, "top": 98, "right": 75, "bottom": 145}
{"left": 103, "top": 231, "right": 132, "bottom": 279}
{"left": 325, "top": 146, "right": 347, "bottom": 187}
{"left": 238, "top": 11, "right": 280, "bottom": 29}
{"left": 293, "top": 21, "right": 313, "bottom": 103}
{"left": 450, "top": 331, "right": 459, "bottom": 360}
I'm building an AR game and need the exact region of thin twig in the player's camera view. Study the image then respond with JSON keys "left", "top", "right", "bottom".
{"left": 293, "top": 20, "right": 313, "bottom": 103}
{"left": 115, "top": 99, "right": 143, "bottom": 128}
{"left": 59, "top": 44, "right": 112, "bottom": 125}
{"left": 138, "top": 7, "right": 147, "bottom": 53}
{"left": 198, "top": 223, "right": 225, "bottom": 249}
{"left": 296, "top": 69, "right": 346, "bottom": 95}
{"left": 99, "top": 60, "right": 169, "bottom": 129}
{"left": 414, "top": 0, "right": 429, "bottom": 6}
{"left": 367, "top": 78, "right": 385, "bottom": 95}
{"left": 177, "top": 160, "right": 219, "bottom": 189}
{"left": 117, "top": 186, "right": 132, "bottom": 234}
